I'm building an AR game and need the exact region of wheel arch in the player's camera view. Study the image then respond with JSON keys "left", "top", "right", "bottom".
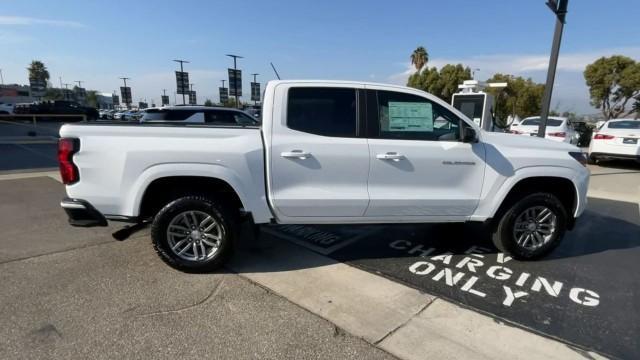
{"left": 124, "top": 163, "right": 270, "bottom": 222}
{"left": 490, "top": 174, "right": 579, "bottom": 228}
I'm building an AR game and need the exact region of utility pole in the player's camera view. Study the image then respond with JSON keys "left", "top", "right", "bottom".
{"left": 59, "top": 76, "right": 63, "bottom": 88}
{"left": 226, "top": 54, "right": 243, "bottom": 108}
{"left": 173, "top": 59, "right": 189, "bottom": 105}
{"left": 119, "top": 77, "right": 131, "bottom": 109}
{"left": 75, "top": 80, "right": 83, "bottom": 88}
{"left": 0, "top": 69, "right": 4, "bottom": 85}
{"left": 538, "top": 0, "right": 568, "bottom": 138}
{"left": 251, "top": 73, "right": 259, "bottom": 106}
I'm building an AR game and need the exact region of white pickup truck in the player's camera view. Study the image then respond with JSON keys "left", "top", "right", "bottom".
{"left": 59, "top": 80, "right": 589, "bottom": 271}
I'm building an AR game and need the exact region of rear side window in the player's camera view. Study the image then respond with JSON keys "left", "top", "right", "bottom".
{"left": 142, "top": 110, "right": 196, "bottom": 121}
{"left": 608, "top": 121, "right": 640, "bottom": 129}
{"left": 204, "top": 110, "right": 236, "bottom": 125}
{"left": 287, "top": 87, "right": 357, "bottom": 137}
{"left": 521, "top": 118, "right": 563, "bottom": 127}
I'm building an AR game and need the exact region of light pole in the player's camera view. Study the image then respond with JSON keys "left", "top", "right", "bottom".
{"left": 538, "top": 0, "right": 568, "bottom": 138}
{"left": 119, "top": 77, "right": 131, "bottom": 109}
{"left": 0, "top": 69, "right": 4, "bottom": 85}
{"left": 173, "top": 59, "right": 189, "bottom": 105}
{"left": 251, "top": 73, "right": 259, "bottom": 106}
{"left": 226, "top": 54, "right": 243, "bottom": 108}
{"left": 75, "top": 80, "right": 83, "bottom": 88}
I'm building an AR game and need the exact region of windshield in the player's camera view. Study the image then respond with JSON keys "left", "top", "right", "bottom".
{"left": 608, "top": 120, "right": 640, "bottom": 129}
{"left": 521, "top": 118, "right": 563, "bottom": 127}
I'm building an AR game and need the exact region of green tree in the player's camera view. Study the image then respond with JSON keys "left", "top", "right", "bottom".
{"left": 85, "top": 90, "right": 99, "bottom": 108}
{"left": 484, "top": 74, "right": 545, "bottom": 127}
{"left": 27, "top": 60, "right": 50, "bottom": 83}
{"left": 410, "top": 46, "right": 429, "bottom": 73}
{"left": 407, "top": 64, "right": 470, "bottom": 103}
{"left": 223, "top": 98, "right": 243, "bottom": 108}
{"left": 584, "top": 55, "right": 640, "bottom": 119}
{"left": 204, "top": 99, "right": 214, "bottom": 107}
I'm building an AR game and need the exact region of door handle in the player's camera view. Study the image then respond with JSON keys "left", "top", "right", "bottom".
{"left": 376, "top": 152, "right": 405, "bottom": 161}
{"left": 281, "top": 150, "right": 311, "bottom": 159}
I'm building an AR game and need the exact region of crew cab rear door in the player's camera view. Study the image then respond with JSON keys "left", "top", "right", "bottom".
{"left": 364, "top": 88, "right": 486, "bottom": 218}
{"left": 266, "top": 83, "right": 370, "bottom": 219}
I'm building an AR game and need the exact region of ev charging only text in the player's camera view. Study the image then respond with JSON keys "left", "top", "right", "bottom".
{"left": 389, "top": 240, "right": 600, "bottom": 308}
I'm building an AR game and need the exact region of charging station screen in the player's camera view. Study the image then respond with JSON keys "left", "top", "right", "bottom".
{"left": 452, "top": 94, "right": 484, "bottom": 125}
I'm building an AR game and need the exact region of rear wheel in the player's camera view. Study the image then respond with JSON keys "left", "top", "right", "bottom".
{"left": 151, "top": 195, "right": 236, "bottom": 272}
{"left": 491, "top": 193, "right": 567, "bottom": 260}
{"left": 587, "top": 154, "right": 598, "bottom": 165}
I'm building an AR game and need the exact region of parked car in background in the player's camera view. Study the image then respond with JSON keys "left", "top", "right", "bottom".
{"left": 121, "top": 110, "right": 143, "bottom": 122}
{"left": 510, "top": 116, "right": 578, "bottom": 144}
{"left": 140, "top": 106, "right": 259, "bottom": 126}
{"left": 99, "top": 109, "right": 116, "bottom": 120}
{"left": 588, "top": 119, "right": 640, "bottom": 164}
{"left": 0, "top": 102, "right": 15, "bottom": 114}
{"left": 13, "top": 100, "right": 98, "bottom": 121}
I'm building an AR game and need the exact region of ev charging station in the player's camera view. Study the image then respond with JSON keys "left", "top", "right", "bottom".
{"left": 451, "top": 80, "right": 507, "bottom": 131}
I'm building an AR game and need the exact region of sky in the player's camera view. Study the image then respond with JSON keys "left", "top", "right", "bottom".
{"left": 1, "top": 0, "right": 639, "bottom": 113}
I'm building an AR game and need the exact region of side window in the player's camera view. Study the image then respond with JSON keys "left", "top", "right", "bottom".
{"left": 204, "top": 111, "right": 236, "bottom": 125}
{"left": 376, "top": 91, "right": 460, "bottom": 141}
{"left": 234, "top": 113, "right": 259, "bottom": 126}
{"left": 287, "top": 87, "right": 357, "bottom": 137}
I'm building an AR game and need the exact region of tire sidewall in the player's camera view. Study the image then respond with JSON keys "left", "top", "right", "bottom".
{"left": 495, "top": 193, "right": 568, "bottom": 260}
{"left": 151, "top": 196, "right": 235, "bottom": 272}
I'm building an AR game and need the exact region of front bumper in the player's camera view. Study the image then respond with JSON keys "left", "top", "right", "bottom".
{"left": 590, "top": 152, "right": 640, "bottom": 161}
{"left": 60, "top": 198, "right": 108, "bottom": 227}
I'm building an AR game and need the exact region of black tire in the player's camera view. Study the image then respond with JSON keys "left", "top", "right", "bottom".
{"left": 491, "top": 193, "right": 568, "bottom": 260}
{"left": 587, "top": 154, "right": 597, "bottom": 165}
{"left": 151, "top": 195, "right": 237, "bottom": 272}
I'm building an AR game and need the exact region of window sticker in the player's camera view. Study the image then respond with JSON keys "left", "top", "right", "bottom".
{"left": 387, "top": 102, "right": 433, "bottom": 132}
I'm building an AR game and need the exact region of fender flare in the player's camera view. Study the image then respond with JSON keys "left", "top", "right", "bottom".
{"left": 124, "top": 163, "right": 252, "bottom": 218}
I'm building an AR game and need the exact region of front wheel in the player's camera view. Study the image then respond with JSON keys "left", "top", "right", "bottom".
{"left": 151, "top": 196, "right": 236, "bottom": 272}
{"left": 491, "top": 193, "right": 568, "bottom": 260}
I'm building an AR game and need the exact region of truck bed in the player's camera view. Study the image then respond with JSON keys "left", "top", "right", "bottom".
{"left": 59, "top": 123, "right": 272, "bottom": 222}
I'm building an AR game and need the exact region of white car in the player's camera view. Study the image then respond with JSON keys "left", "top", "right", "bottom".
{"left": 510, "top": 116, "right": 578, "bottom": 144}
{"left": 588, "top": 119, "right": 640, "bottom": 164}
{"left": 0, "top": 102, "right": 14, "bottom": 114}
{"left": 58, "top": 80, "right": 589, "bottom": 271}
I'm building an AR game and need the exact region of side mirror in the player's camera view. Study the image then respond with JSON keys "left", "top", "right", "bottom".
{"left": 462, "top": 127, "right": 477, "bottom": 143}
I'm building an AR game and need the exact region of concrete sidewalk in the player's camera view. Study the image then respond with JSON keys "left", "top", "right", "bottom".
{"left": 230, "top": 234, "right": 607, "bottom": 360}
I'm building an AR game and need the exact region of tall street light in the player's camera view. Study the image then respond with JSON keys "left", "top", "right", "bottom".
{"left": 173, "top": 59, "right": 190, "bottom": 105}
{"left": 226, "top": 54, "right": 243, "bottom": 108}
{"left": 538, "top": 0, "right": 569, "bottom": 138}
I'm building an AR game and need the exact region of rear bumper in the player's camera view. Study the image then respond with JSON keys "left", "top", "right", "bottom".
{"left": 60, "top": 198, "right": 108, "bottom": 227}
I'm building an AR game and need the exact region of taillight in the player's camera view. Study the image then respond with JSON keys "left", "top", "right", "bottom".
{"left": 548, "top": 132, "right": 566, "bottom": 137}
{"left": 58, "top": 138, "right": 79, "bottom": 184}
{"left": 593, "top": 134, "right": 615, "bottom": 140}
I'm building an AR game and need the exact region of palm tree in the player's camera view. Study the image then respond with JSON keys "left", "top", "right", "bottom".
{"left": 410, "top": 46, "right": 429, "bottom": 73}
{"left": 27, "top": 60, "right": 50, "bottom": 82}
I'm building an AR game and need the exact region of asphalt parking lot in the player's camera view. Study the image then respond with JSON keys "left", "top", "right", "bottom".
{"left": 1, "top": 131, "right": 638, "bottom": 359}
{"left": 0, "top": 177, "right": 396, "bottom": 360}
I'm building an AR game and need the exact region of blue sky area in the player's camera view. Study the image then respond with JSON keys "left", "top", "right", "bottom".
{"left": 2, "top": 0, "right": 639, "bottom": 112}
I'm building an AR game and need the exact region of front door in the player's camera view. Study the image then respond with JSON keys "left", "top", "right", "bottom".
{"left": 365, "top": 89, "right": 486, "bottom": 218}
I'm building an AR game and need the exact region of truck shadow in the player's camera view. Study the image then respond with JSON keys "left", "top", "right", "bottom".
{"left": 234, "top": 197, "right": 639, "bottom": 273}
